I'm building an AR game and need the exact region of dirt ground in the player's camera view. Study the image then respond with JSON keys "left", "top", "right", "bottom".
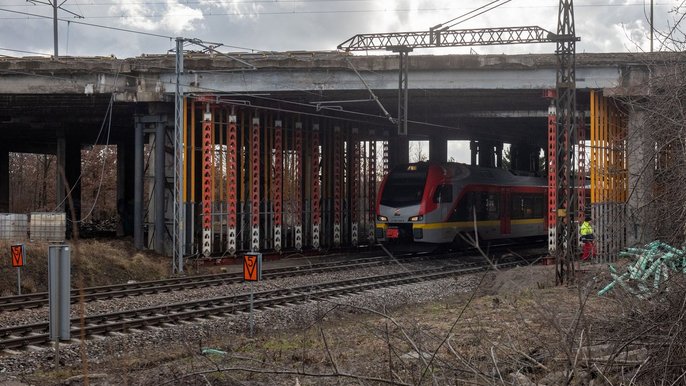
{"left": 0, "top": 240, "right": 654, "bottom": 385}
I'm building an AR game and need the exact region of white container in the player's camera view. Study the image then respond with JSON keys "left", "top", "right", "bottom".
{"left": 0, "top": 213, "right": 29, "bottom": 241}
{"left": 30, "top": 212, "right": 66, "bottom": 242}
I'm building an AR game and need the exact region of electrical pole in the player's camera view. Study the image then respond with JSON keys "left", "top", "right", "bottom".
{"left": 26, "top": 0, "right": 82, "bottom": 58}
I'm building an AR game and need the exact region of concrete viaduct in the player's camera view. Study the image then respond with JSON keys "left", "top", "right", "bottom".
{"left": 0, "top": 51, "right": 665, "bottom": 262}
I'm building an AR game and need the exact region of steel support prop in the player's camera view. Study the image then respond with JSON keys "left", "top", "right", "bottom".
{"left": 368, "top": 139, "right": 377, "bottom": 243}
{"left": 396, "top": 48, "right": 411, "bottom": 136}
{"left": 351, "top": 129, "right": 360, "bottom": 246}
{"left": 311, "top": 124, "right": 321, "bottom": 249}
{"left": 134, "top": 120, "right": 144, "bottom": 249}
{"left": 294, "top": 122, "right": 303, "bottom": 250}
{"left": 227, "top": 115, "right": 238, "bottom": 255}
{"left": 174, "top": 38, "right": 185, "bottom": 272}
{"left": 547, "top": 103, "right": 557, "bottom": 254}
{"left": 333, "top": 126, "right": 342, "bottom": 247}
{"left": 154, "top": 121, "right": 166, "bottom": 255}
{"left": 273, "top": 120, "right": 283, "bottom": 252}
{"left": 250, "top": 118, "right": 260, "bottom": 251}
{"left": 382, "top": 138, "right": 389, "bottom": 176}
{"left": 201, "top": 108, "right": 213, "bottom": 257}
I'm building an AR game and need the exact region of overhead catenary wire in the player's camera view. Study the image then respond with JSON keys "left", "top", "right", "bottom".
{"left": 432, "top": 0, "right": 513, "bottom": 31}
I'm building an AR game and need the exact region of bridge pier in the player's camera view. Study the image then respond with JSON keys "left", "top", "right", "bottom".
{"left": 470, "top": 140, "right": 502, "bottom": 168}
{"left": 0, "top": 146, "right": 8, "bottom": 213}
{"left": 429, "top": 135, "right": 448, "bottom": 163}
{"left": 510, "top": 143, "right": 542, "bottom": 173}
{"left": 56, "top": 132, "right": 82, "bottom": 235}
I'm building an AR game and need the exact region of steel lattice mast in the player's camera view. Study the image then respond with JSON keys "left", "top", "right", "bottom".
{"left": 554, "top": 0, "right": 578, "bottom": 284}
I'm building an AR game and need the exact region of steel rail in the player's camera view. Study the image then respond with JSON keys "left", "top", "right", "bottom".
{"left": 0, "top": 256, "right": 536, "bottom": 351}
{"left": 0, "top": 253, "right": 429, "bottom": 312}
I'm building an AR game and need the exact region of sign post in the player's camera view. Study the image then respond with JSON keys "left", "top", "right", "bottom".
{"left": 10, "top": 244, "right": 25, "bottom": 295}
{"left": 48, "top": 245, "right": 71, "bottom": 369}
{"left": 243, "top": 253, "right": 262, "bottom": 337}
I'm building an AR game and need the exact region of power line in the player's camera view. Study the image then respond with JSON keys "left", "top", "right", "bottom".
{"left": 0, "top": 7, "right": 174, "bottom": 39}
{"left": 0, "top": 47, "right": 51, "bottom": 56}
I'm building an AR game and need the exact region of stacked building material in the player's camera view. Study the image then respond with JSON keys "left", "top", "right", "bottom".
{"left": 598, "top": 241, "right": 686, "bottom": 298}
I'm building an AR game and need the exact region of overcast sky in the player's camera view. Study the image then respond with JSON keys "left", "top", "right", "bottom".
{"left": 0, "top": 1, "right": 683, "bottom": 58}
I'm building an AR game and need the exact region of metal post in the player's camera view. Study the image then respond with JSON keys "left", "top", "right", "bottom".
{"left": 250, "top": 118, "right": 261, "bottom": 252}
{"left": 48, "top": 245, "right": 71, "bottom": 341}
{"left": 154, "top": 120, "right": 166, "bottom": 255}
{"left": 273, "top": 120, "right": 283, "bottom": 252}
{"left": 351, "top": 128, "right": 360, "bottom": 246}
{"left": 396, "top": 48, "right": 411, "bottom": 136}
{"left": 333, "top": 126, "right": 342, "bottom": 247}
{"left": 294, "top": 122, "right": 303, "bottom": 250}
{"left": 53, "top": 0, "right": 58, "bottom": 58}
{"left": 134, "top": 120, "right": 144, "bottom": 249}
{"left": 174, "top": 37, "right": 185, "bottom": 272}
{"left": 201, "top": 106, "right": 213, "bottom": 257}
{"left": 311, "top": 124, "right": 321, "bottom": 249}
{"left": 227, "top": 115, "right": 238, "bottom": 255}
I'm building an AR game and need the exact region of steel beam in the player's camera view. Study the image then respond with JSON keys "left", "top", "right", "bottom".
{"left": 338, "top": 26, "right": 558, "bottom": 51}
{"left": 134, "top": 119, "right": 144, "bottom": 249}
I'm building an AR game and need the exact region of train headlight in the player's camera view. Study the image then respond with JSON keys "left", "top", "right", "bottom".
{"left": 377, "top": 215, "right": 388, "bottom": 222}
{"left": 408, "top": 215, "right": 423, "bottom": 222}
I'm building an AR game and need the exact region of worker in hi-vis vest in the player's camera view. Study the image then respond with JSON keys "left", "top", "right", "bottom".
{"left": 580, "top": 215, "right": 594, "bottom": 242}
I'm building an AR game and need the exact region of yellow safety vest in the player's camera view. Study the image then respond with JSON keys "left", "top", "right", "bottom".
{"left": 580, "top": 221, "right": 593, "bottom": 236}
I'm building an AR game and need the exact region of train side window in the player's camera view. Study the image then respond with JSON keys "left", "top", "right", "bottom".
{"left": 476, "top": 192, "right": 499, "bottom": 220}
{"left": 511, "top": 193, "right": 544, "bottom": 219}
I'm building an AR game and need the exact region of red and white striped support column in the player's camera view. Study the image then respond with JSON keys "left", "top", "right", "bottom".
{"left": 351, "top": 128, "right": 360, "bottom": 246}
{"left": 547, "top": 104, "right": 557, "bottom": 253}
{"left": 250, "top": 118, "right": 260, "bottom": 252}
{"left": 273, "top": 120, "right": 283, "bottom": 252}
{"left": 333, "top": 126, "right": 342, "bottom": 247}
{"left": 368, "top": 135, "right": 377, "bottom": 243}
{"left": 311, "top": 124, "right": 321, "bottom": 249}
{"left": 294, "top": 122, "right": 303, "bottom": 250}
{"left": 227, "top": 115, "right": 238, "bottom": 255}
{"left": 382, "top": 132, "right": 389, "bottom": 176}
{"left": 201, "top": 108, "right": 213, "bottom": 257}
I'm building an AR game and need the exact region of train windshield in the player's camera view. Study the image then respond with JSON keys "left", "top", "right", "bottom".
{"left": 380, "top": 169, "right": 428, "bottom": 207}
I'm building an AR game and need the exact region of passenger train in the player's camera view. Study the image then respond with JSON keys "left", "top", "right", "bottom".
{"left": 375, "top": 162, "right": 548, "bottom": 249}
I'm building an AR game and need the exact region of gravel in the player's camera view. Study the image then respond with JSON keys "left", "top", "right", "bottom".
{"left": 0, "top": 258, "right": 481, "bottom": 382}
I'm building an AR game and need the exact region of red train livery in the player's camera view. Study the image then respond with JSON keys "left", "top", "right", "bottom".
{"left": 375, "top": 162, "right": 548, "bottom": 248}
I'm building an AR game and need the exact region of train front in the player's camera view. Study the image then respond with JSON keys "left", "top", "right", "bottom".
{"left": 375, "top": 163, "right": 445, "bottom": 250}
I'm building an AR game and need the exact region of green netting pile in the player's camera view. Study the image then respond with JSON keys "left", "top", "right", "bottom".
{"left": 598, "top": 241, "right": 686, "bottom": 298}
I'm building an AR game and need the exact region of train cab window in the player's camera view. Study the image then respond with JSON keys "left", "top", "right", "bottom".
{"left": 380, "top": 170, "right": 428, "bottom": 207}
{"left": 432, "top": 184, "right": 453, "bottom": 203}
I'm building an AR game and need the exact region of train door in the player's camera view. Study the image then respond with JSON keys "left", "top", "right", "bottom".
{"left": 500, "top": 187, "right": 511, "bottom": 235}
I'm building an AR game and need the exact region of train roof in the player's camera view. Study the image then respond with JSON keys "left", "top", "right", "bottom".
{"left": 391, "top": 162, "right": 547, "bottom": 187}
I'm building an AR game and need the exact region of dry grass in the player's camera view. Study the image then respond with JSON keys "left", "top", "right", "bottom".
{"left": 0, "top": 239, "right": 169, "bottom": 296}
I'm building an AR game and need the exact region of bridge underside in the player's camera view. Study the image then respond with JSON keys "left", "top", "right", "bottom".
{"left": 0, "top": 62, "right": 611, "bottom": 259}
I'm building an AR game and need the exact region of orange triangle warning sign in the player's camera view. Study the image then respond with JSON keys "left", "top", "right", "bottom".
{"left": 243, "top": 255, "right": 258, "bottom": 281}
{"left": 11, "top": 245, "right": 24, "bottom": 268}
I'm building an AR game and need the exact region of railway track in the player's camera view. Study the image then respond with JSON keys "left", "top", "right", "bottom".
{"left": 0, "top": 255, "right": 534, "bottom": 351}
{"left": 0, "top": 252, "right": 436, "bottom": 312}
{"left": 0, "top": 243, "right": 544, "bottom": 313}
